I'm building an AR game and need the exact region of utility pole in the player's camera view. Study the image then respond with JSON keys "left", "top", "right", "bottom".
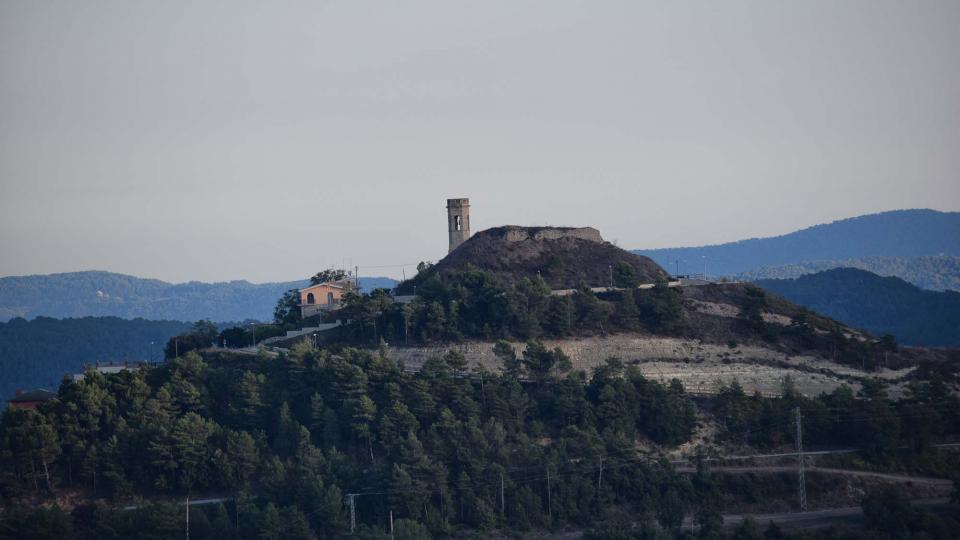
{"left": 500, "top": 473, "right": 505, "bottom": 516}
{"left": 346, "top": 494, "right": 356, "bottom": 533}
{"left": 175, "top": 337, "right": 179, "bottom": 358}
{"left": 389, "top": 509, "right": 394, "bottom": 540}
{"left": 439, "top": 486, "right": 445, "bottom": 521}
{"left": 795, "top": 407, "right": 807, "bottom": 512}
{"left": 185, "top": 495, "right": 190, "bottom": 540}
{"left": 250, "top": 324, "right": 256, "bottom": 348}
{"left": 608, "top": 265, "right": 613, "bottom": 287}
{"left": 546, "top": 467, "right": 552, "bottom": 520}
{"left": 479, "top": 370, "right": 487, "bottom": 408}
{"left": 598, "top": 456, "right": 603, "bottom": 492}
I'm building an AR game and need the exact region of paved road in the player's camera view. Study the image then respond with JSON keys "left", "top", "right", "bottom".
{"left": 122, "top": 496, "right": 232, "bottom": 511}
{"left": 674, "top": 466, "right": 954, "bottom": 487}
{"left": 708, "top": 497, "right": 954, "bottom": 531}
{"left": 550, "top": 498, "right": 956, "bottom": 538}
{"left": 668, "top": 442, "right": 960, "bottom": 467}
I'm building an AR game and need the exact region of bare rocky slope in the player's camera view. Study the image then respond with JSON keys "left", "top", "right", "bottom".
{"left": 384, "top": 282, "right": 958, "bottom": 398}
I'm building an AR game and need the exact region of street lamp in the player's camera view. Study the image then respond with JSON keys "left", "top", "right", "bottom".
{"left": 250, "top": 323, "right": 256, "bottom": 348}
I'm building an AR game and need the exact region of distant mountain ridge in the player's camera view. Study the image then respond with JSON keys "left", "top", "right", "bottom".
{"left": 756, "top": 268, "right": 960, "bottom": 347}
{"left": 0, "top": 316, "right": 193, "bottom": 399}
{"left": 633, "top": 209, "right": 960, "bottom": 279}
{"left": 738, "top": 255, "right": 960, "bottom": 292}
{"left": 0, "top": 271, "right": 397, "bottom": 322}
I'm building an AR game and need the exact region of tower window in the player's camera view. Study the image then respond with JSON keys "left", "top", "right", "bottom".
{"left": 455, "top": 215, "right": 462, "bottom": 231}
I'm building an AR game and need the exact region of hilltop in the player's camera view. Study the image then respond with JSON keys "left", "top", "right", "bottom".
{"left": 634, "top": 209, "right": 960, "bottom": 278}
{"left": 402, "top": 225, "right": 667, "bottom": 292}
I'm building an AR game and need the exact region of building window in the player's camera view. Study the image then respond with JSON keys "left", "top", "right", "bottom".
{"left": 455, "top": 215, "right": 462, "bottom": 231}
{"left": 327, "top": 292, "right": 335, "bottom": 305}
{"left": 306, "top": 293, "right": 315, "bottom": 304}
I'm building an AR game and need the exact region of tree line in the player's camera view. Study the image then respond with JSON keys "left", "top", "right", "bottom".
{"left": 333, "top": 264, "right": 684, "bottom": 345}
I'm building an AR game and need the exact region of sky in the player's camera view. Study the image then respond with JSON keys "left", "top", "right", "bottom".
{"left": 1, "top": 1, "right": 958, "bottom": 283}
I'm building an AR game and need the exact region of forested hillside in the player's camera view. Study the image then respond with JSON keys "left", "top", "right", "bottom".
{"left": 756, "top": 269, "right": 960, "bottom": 347}
{"left": 0, "top": 317, "right": 192, "bottom": 399}
{"left": 634, "top": 209, "right": 960, "bottom": 278}
{"left": 0, "top": 271, "right": 396, "bottom": 323}
{"left": 2, "top": 344, "right": 957, "bottom": 538}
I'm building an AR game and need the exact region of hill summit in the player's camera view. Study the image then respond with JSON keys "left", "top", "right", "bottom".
{"left": 407, "top": 225, "right": 668, "bottom": 290}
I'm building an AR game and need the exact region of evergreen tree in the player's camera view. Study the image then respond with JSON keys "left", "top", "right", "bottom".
{"left": 543, "top": 296, "right": 573, "bottom": 336}
{"left": 613, "top": 289, "right": 640, "bottom": 330}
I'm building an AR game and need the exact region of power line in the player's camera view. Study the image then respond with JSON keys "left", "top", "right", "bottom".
{"left": 795, "top": 407, "right": 807, "bottom": 512}
{"left": 295, "top": 439, "right": 960, "bottom": 534}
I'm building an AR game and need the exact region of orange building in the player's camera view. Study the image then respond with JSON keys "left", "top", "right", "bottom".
{"left": 299, "top": 279, "right": 353, "bottom": 318}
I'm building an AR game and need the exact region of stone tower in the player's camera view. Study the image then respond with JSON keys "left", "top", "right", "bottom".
{"left": 447, "top": 198, "right": 471, "bottom": 253}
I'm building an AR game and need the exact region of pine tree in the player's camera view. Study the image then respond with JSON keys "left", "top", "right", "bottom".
{"left": 226, "top": 430, "right": 258, "bottom": 487}
{"left": 613, "top": 289, "right": 640, "bottom": 330}
{"left": 351, "top": 395, "right": 377, "bottom": 462}
{"left": 164, "top": 371, "right": 202, "bottom": 416}
{"left": 543, "top": 296, "right": 573, "bottom": 336}
{"left": 231, "top": 371, "right": 265, "bottom": 430}
{"left": 259, "top": 503, "right": 283, "bottom": 540}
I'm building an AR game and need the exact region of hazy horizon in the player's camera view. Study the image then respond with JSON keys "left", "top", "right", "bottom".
{"left": 3, "top": 1, "right": 959, "bottom": 282}
{"left": 0, "top": 206, "right": 954, "bottom": 285}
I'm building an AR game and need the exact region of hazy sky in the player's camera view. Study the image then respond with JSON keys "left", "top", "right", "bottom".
{"left": 2, "top": 1, "right": 958, "bottom": 283}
